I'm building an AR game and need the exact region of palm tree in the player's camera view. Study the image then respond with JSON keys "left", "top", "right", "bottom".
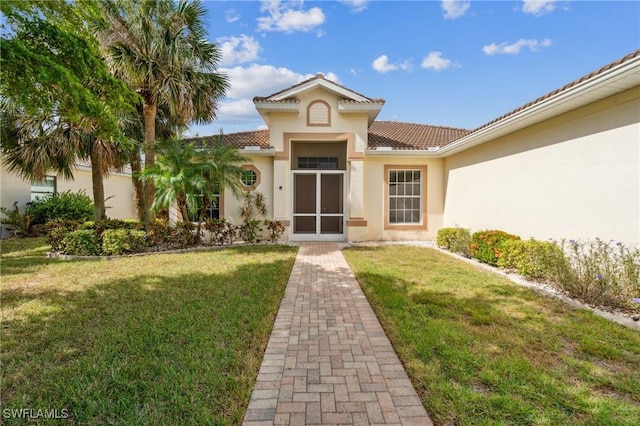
{"left": 96, "top": 0, "right": 230, "bottom": 226}
{"left": 141, "top": 136, "right": 246, "bottom": 237}
{"left": 0, "top": 101, "right": 132, "bottom": 221}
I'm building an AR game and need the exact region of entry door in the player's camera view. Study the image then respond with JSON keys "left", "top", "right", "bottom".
{"left": 292, "top": 171, "right": 345, "bottom": 241}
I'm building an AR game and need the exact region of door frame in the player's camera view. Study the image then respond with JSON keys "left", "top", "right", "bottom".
{"left": 290, "top": 170, "right": 347, "bottom": 242}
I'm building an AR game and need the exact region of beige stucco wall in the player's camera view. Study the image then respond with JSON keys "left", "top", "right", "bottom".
{"left": 265, "top": 87, "right": 371, "bottom": 241}
{"left": 57, "top": 167, "right": 136, "bottom": 220}
{"left": 223, "top": 155, "right": 274, "bottom": 228}
{"left": 362, "top": 156, "right": 445, "bottom": 242}
{"left": 443, "top": 87, "right": 640, "bottom": 246}
{"left": 1, "top": 164, "right": 135, "bottom": 236}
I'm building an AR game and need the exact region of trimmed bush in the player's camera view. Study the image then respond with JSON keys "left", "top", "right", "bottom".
{"left": 102, "top": 229, "right": 147, "bottom": 255}
{"left": 46, "top": 218, "right": 82, "bottom": 252}
{"left": 498, "top": 239, "right": 567, "bottom": 280}
{"left": 146, "top": 219, "right": 173, "bottom": 249}
{"left": 471, "top": 230, "right": 520, "bottom": 266}
{"left": 171, "top": 222, "right": 200, "bottom": 248}
{"left": 239, "top": 219, "right": 263, "bottom": 244}
{"left": 204, "top": 218, "right": 237, "bottom": 246}
{"left": 265, "top": 220, "right": 285, "bottom": 244}
{"left": 62, "top": 230, "right": 100, "bottom": 256}
{"left": 436, "top": 227, "right": 472, "bottom": 257}
{"left": 28, "top": 190, "right": 94, "bottom": 224}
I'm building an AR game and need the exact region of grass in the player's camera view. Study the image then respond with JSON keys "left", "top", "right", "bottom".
{"left": 343, "top": 245, "right": 640, "bottom": 426}
{"left": 0, "top": 238, "right": 297, "bottom": 425}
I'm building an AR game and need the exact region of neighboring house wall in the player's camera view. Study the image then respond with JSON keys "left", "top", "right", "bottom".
{"left": 443, "top": 87, "right": 640, "bottom": 246}
{"left": 57, "top": 167, "right": 136, "bottom": 220}
{"left": 0, "top": 165, "right": 136, "bottom": 226}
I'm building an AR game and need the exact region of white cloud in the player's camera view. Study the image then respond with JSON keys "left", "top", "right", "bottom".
{"left": 441, "top": 0, "right": 470, "bottom": 19}
{"left": 339, "top": 0, "right": 368, "bottom": 13}
{"left": 225, "top": 9, "right": 240, "bottom": 23}
{"left": 257, "top": 1, "right": 326, "bottom": 33}
{"left": 483, "top": 38, "right": 552, "bottom": 55}
{"left": 372, "top": 55, "right": 411, "bottom": 74}
{"left": 217, "top": 35, "right": 262, "bottom": 67}
{"left": 421, "top": 51, "right": 453, "bottom": 71}
{"left": 522, "top": 0, "right": 556, "bottom": 16}
{"left": 214, "top": 64, "right": 340, "bottom": 123}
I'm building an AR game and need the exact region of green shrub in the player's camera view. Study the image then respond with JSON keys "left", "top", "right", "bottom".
{"left": 62, "top": 229, "right": 100, "bottom": 256}
{"left": 45, "top": 218, "right": 82, "bottom": 252}
{"left": 498, "top": 239, "right": 567, "bottom": 280}
{"left": 0, "top": 206, "right": 34, "bottom": 237}
{"left": 171, "top": 222, "right": 200, "bottom": 248}
{"left": 204, "top": 218, "right": 237, "bottom": 246}
{"left": 239, "top": 219, "right": 263, "bottom": 244}
{"left": 28, "top": 190, "right": 94, "bottom": 224}
{"left": 436, "top": 227, "right": 472, "bottom": 257}
{"left": 102, "top": 229, "right": 147, "bottom": 255}
{"left": 556, "top": 239, "right": 640, "bottom": 311}
{"left": 471, "top": 230, "right": 520, "bottom": 266}
{"left": 146, "top": 219, "right": 173, "bottom": 249}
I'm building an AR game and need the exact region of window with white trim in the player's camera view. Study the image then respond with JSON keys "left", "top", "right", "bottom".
{"left": 187, "top": 193, "right": 220, "bottom": 222}
{"left": 30, "top": 176, "right": 56, "bottom": 201}
{"left": 388, "top": 169, "right": 422, "bottom": 224}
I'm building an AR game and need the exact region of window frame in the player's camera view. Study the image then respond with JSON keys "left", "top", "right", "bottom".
{"left": 30, "top": 175, "right": 56, "bottom": 202}
{"left": 383, "top": 165, "right": 428, "bottom": 230}
{"left": 241, "top": 164, "right": 261, "bottom": 191}
{"left": 306, "top": 100, "right": 331, "bottom": 127}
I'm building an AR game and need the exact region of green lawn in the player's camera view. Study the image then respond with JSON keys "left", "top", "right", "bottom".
{"left": 343, "top": 245, "right": 640, "bottom": 426}
{"left": 1, "top": 238, "right": 297, "bottom": 425}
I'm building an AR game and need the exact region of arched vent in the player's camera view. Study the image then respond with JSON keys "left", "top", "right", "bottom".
{"left": 307, "top": 100, "right": 330, "bottom": 126}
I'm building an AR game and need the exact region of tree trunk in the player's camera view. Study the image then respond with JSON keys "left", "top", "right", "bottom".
{"left": 90, "top": 146, "right": 107, "bottom": 221}
{"left": 142, "top": 100, "right": 157, "bottom": 226}
{"left": 130, "top": 154, "right": 147, "bottom": 224}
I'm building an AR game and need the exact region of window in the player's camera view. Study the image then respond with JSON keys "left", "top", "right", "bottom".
{"left": 187, "top": 193, "right": 220, "bottom": 222}
{"left": 298, "top": 157, "right": 339, "bottom": 170}
{"left": 241, "top": 165, "right": 261, "bottom": 190}
{"left": 30, "top": 176, "right": 56, "bottom": 201}
{"left": 385, "top": 166, "right": 427, "bottom": 229}
{"left": 241, "top": 169, "right": 257, "bottom": 187}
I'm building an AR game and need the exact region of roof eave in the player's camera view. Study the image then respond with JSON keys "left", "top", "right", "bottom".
{"left": 439, "top": 55, "right": 640, "bottom": 157}
{"left": 365, "top": 148, "right": 441, "bottom": 157}
{"left": 238, "top": 148, "right": 275, "bottom": 157}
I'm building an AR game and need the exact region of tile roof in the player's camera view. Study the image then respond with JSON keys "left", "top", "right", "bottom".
{"left": 254, "top": 73, "right": 382, "bottom": 104}
{"left": 368, "top": 121, "right": 470, "bottom": 150}
{"left": 185, "top": 129, "right": 271, "bottom": 150}
{"left": 472, "top": 49, "right": 640, "bottom": 133}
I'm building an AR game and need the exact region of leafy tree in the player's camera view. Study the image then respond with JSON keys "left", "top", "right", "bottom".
{"left": 0, "top": 0, "right": 137, "bottom": 221}
{"left": 96, "top": 0, "right": 230, "bottom": 226}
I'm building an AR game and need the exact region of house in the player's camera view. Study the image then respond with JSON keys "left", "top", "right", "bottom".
{"left": 0, "top": 161, "right": 134, "bottom": 238}
{"left": 190, "top": 49, "right": 640, "bottom": 246}
{"left": 2, "top": 50, "right": 638, "bottom": 245}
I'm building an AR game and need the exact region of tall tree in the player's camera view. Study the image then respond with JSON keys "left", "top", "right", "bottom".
{"left": 96, "top": 0, "right": 230, "bottom": 226}
{"left": 0, "top": 0, "right": 137, "bottom": 221}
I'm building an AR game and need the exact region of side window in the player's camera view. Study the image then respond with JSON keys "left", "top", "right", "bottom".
{"left": 241, "top": 165, "right": 261, "bottom": 190}
{"left": 31, "top": 176, "right": 56, "bottom": 201}
{"left": 384, "top": 165, "right": 427, "bottom": 230}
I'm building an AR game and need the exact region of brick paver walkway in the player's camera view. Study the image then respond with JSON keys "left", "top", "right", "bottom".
{"left": 243, "top": 243, "right": 432, "bottom": 425}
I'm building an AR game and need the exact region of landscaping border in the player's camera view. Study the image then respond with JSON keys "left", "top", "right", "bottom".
{"left": 349, "top": 241, "right": 640, "bottom": 331}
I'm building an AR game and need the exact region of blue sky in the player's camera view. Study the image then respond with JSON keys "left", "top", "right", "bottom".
{"left": 188, "top": 0, "right": 640, "bottom": 137}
